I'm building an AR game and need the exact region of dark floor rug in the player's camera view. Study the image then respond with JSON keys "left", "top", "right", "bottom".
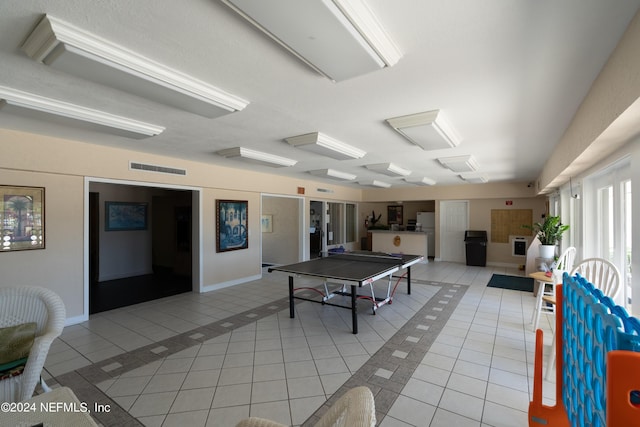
{"left": 487, "top": 274, "right": 534, "bottom": 292}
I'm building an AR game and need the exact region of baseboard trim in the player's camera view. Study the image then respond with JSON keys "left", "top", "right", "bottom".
{"left": 201, "top": 273, "right": 262, "bottom": 293}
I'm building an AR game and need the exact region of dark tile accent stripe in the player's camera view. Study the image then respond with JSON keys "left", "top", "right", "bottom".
{"left": 52, "top": 296, "right": 292, "bottom": 426}
{"left": 302, "top": 282, "right": 468, "bottom": 426}
{"left": 51, "top": 281, "right": 466, "bottom": 426}
{"left": 56, "top": 370, "right": 144, "bottom": 427}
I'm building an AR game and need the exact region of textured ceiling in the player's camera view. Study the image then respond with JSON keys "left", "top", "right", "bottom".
{"left": 1, "top": 0, "right": 639, "bottom": 188}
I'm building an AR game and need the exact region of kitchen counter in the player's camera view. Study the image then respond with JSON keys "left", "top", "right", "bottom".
{"left": 369, "top": 230, "right": 429, "bottom": 261}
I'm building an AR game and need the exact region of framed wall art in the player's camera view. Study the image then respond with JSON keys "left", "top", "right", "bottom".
{"left": 261, "top": 214, "right": 273, "bottom": 233}
{"left": 0, "top": 185, "right": 45, "bottom": 251}
{"left": 105, "top": 201, "right": 148, "bottom": 231}
{"left": 216, "top": 199, "right": 248, "bottom": 252}
{"left": 388, "top": 205, "right": 403, "bottom": 225}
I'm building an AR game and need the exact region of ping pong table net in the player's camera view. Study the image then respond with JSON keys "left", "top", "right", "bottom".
{"left": 325, "top": 251, "right": 404, "bottom": 262}
{"left": 528, "top": 273, "right": 640, "bottom": 427}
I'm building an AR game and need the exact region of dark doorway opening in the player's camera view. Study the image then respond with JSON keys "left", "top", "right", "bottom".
{"left": 89, "top": 184, "right": 194, "bottom": 314}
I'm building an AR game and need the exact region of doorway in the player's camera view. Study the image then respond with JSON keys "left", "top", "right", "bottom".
{"left": 310, "top": 200, "right": 323, "bottom": 258}
{"left": 87, "top": 181, "right": 197, "bottom": 314}
{"left": 439, "top": 200, "right": 469, "bottom": 263}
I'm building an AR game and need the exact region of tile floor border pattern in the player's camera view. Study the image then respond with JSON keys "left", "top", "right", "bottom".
{"left": 303, "top": 282, "right": 468, "bottom": 426}
{"left": 54, "top": 296, "right": 293, "bottom": 426}
{"left": 50, "top": 279, "right": 466, "bottom": 427}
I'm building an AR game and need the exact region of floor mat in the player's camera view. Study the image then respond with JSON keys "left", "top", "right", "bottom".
{"left": 487, "top": 274, "right": 534, "bottom": 292}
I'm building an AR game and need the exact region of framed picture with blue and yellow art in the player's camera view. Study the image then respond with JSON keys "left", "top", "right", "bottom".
{"left": 216, "top": 199, "right": 248, "bottom": 252}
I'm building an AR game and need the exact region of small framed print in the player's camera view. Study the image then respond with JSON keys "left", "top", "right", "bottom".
{"left": 261, "top": 214, "right": 273, "bottom": 233}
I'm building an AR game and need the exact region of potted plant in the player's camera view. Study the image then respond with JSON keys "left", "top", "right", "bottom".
{"left": 523, "top": 215, "right": 569, "bottom": 259}
{"left": 367, "top": 211, "right": 389, "bottom": 230}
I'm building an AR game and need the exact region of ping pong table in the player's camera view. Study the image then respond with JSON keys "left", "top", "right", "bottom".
{"left": 268, "top": 252, "right": 423, "bottom": 334}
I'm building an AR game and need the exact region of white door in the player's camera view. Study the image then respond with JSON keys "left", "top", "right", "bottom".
{"left": 440, "top": 201, "right": 468, "bottom": 263}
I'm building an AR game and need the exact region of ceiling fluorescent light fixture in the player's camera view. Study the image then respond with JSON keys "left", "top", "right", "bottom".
{"left": 359, "top": 179, "right": 391, "bottom": 188}
{"left": 386, "top": 110, "right": 461, "bottom": 150}
{"left": 404, "top": 176, "right": 436, "bottom": 186}
{"left": 459, "top": 173, "right": 488, "bottom": 183}
{"left": 21, "top": 15, "right": 248, "bottom": 118}
{"left": 217, "top": 147, "right": 297, "bottom": 167}
{"left": 285, "top": 132, "right": 366, "bottom": 160}
{"left": 365, "top": 162, "right": 411, "bottom": 176}
{"left": 219, "top": 0, "right": 401, "bottom": 82}
{"left": 437, "top": 155, "right": 478, "bottom": 173}
{"left": 0, "top": 86, "right": 164, "bottom": 138}
{"left": 309, "top": 168, "right": 356, "bottom": 181}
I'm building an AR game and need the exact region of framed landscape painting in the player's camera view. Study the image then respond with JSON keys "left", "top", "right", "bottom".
{"left": 105, "top": 201, "right": 148, "bottom": 231}
{"left": 216, "top": 200, "right": 248, "bottom": 252}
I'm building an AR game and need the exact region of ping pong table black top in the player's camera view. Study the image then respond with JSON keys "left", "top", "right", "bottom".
{"left": 268, "top": 252, "right": 420, "bottom": 283}
{"left": 268, "top": 252, "right": 423, "bottom": 333}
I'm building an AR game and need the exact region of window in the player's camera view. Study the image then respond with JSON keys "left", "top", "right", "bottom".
{"left": 623, "top": 179, "right": 632, "bottom": 307}
{"left": 583, "top": 156, "right": 631, "bottom": 308}
{"left": 326, "top": 202, "right": 357, "bottom": 246}
{"left": 346, "top": 203, "right": 356, "bottom": 243}
{"left": 327, "top": 202, "right": 344, "bottom": 245}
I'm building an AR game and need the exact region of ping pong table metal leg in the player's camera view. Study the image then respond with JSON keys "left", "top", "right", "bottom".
{"left": 351, "top": 284, "right": 358, "bottom": 334}
{"left": 407, "top": 266, "right": 412, "bottom": 295}
{"left": 289, "top": 276, "right": 295, "bottom": 319}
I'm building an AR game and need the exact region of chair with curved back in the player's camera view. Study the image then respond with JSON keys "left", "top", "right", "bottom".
{"left": 570, "top": 257, "right": 621, "bottom": 301}
{"left": 0, "top": 286, "right": 66, "bottom": 402}
{"left": 531, "top": 246, "right": 576, "bottom": 331}
{"left": 543, "top": 257, "right": 621, "bottom": 379}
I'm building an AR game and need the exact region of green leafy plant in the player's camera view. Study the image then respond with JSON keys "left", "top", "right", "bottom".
{"left": 522, "top": 215, "right": 569, "bottom": 245}
{"left": 368, "top": 210, "right": 382, "bottom": 229}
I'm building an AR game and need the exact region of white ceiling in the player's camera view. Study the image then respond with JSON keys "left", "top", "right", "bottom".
{"left": 1, "top": 0, "right": 639, "bottom": 188}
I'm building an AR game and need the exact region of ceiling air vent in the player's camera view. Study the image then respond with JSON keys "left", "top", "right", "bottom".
{"left": 130, "top": 162, "right": 186, "bottom": 176}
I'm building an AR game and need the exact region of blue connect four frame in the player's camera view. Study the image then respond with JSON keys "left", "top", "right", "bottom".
{"left": 561, "top": 273, "right": 640, "bottom": 427}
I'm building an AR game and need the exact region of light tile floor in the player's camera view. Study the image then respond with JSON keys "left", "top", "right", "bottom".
{"left": 43, "top": 261, "right": 558, "bottom": 426}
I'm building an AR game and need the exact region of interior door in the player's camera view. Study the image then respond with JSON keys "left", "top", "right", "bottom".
{"left": 440, "top": 200, "right": 468, "bottom": 263}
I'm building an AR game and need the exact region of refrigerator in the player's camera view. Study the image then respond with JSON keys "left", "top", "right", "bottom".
{"left": 416, "top": 212, "right": 436, "bottom": 258}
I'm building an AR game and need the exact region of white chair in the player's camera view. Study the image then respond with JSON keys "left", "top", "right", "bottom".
{"left": 531, "top": 246, "right": 576, "bottom": 331}
{"left": 0, "top": 286, "right": 66, "bottom": 402}
{"left": 544, "top": 257, "right": 621, "bottom": 379}
{"left": 235, "top": 386, "right": 376, "bottom": 427}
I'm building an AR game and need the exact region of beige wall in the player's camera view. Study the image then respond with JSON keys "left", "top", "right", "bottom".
{"left": 468, "top": 197, "right": 547, "bottom": 266}
{"left": 362, "top": 181, "right": 539, "bottom": 202}
{"left": 262, "top": 196, "right": 300, "bottom": 265}
{"left": 0, "top": 168, "right": 85, "bottom": 318}
{"left": 203, "top": 188, "right": 261, "bottom": 287}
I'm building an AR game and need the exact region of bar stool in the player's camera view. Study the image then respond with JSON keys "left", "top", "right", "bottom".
{"left": 529, "top": 247, "right": 576, "bottom": 332}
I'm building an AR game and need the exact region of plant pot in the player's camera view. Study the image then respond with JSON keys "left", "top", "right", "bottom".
{"left": 539, "top": 244, "right": 556, "bottom": 259}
